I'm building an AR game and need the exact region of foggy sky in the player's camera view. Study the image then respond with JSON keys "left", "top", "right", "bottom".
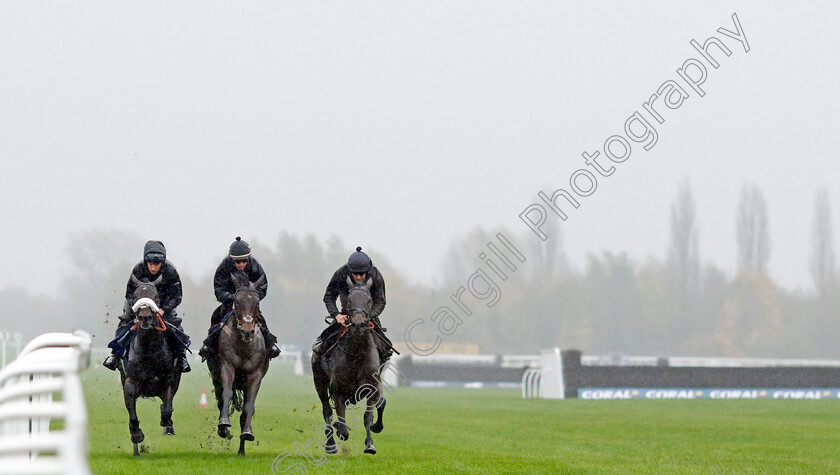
{"left": 1, "top": 1, "right": 837, "bottom": 296}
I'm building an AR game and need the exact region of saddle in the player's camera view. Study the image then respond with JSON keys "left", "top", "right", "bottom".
{"left": 321, "top": 321, "right": 398, "bottom": 360}
{"left": 108, "top": 324, "right": 191, "bottom": 363}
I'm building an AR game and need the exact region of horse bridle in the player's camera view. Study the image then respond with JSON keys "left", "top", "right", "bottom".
{"left": 233, "top": 288, "right": 261, "bottom": 331}
{"left": 345, "top": 286, "right": 373, "bottom": 327}
{"left": 132, "top": 296, "right": 166, "bottom": 331}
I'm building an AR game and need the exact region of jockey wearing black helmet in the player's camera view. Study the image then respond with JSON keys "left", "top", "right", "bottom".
{"left": 103, "top": 240, "right": 191, "bottom": 373}
{"left": 312, "top": 246, "right": 393, "bottom": 362}
{"left": 198, "top": 237, "right": 281, "bottom": 360}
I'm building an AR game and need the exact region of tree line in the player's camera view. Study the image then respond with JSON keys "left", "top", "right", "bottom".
{"left": 2, "top": 182, "right": 837, "bottom": 359}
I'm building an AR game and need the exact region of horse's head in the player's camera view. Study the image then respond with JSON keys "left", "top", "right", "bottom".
{"left": 130, "top": 274, "right": 162, "bottom": 330}
{"left": 345, "top": 276, "right": 374, "bottom": 327}
{"left": 231, "top": 272, "right": 264, "bottom": 343}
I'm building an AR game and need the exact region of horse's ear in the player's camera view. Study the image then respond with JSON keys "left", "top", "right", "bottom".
{"left": 345, "top": 276, "right": 354, "bottom": 287}
{"left": 251, "top": 274, "right": 266, "bottom": 290}
{"left": 230, "top": 272, "right": 241, "bottom": 290}
{"left": 151, "top": 275, "right": 163, "bottom": 287}
{"left": 364, "top": 277, "right": 373, "bottom": 291}
{"left": 130, "top": 274, "right": 141, "bottom": 287}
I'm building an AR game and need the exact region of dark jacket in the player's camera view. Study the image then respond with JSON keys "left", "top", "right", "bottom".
{"left": 323, "top": 265, "right": 386, "bottom": 319}
{"left": 124, "top": 260, "right": 183, "bottom": 314}
{"left": 214, "top": 256, "right": 268, "bottom": 307}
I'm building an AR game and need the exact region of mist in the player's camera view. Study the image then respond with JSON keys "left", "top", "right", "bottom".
{"left": 1, "top": 2, "right": 838, "bottom": 359}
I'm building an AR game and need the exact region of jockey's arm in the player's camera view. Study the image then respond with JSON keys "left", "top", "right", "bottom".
{"left": 323, "top": 270, "right": 343, "bottom": 318}
{"left": 370, "top": 275, "right": 386, "bottom": 319}
{"left": 213, "top": 266, "right": 235, "bottom": 306}
{"left": 161, "top": 266, "right": 183, "bottom": 312}
{"left": 249, "top": 259, "right": 269, "bottom": 300}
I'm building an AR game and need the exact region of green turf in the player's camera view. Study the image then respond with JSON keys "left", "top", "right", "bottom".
{"left": 84, "top": 365, "right": 840, "bottom": 474}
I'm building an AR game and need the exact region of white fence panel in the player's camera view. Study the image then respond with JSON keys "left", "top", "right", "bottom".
{"left": 0, "top": 331, "right": 92, "bottom": 475}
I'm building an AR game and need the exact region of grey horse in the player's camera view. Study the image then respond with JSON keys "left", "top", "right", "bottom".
{"left": 312, "top": 277, "right": 386, "bottom": 455}
{"left": 207, "top": 272, "right": 270, "bottom": 456}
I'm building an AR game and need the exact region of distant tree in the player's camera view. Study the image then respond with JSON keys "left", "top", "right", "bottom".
{"left": 667, "top": 180, "right": 700, "bottom": 293}
{"left": 61, "top": 230, "right": 144, "bottom": 344}
{"left": 717, "top": 271, "right": 782, "bottom": 356}
{"left": 736, "top": 183, "right": 771, "bottom": 274}
{"left": 525, "top": 217, "right": 567, "bottom": 282}
{"left": 810, "top": 187, "right": 836, "bottom": 296}
{"left": 581, "top": 251, "right": 640, "bottom": 354}
{"left": 665, "top": 181, "right": 701, "bottom": 349}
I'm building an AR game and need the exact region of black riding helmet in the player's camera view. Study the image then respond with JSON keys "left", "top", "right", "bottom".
{"left": 347, "top": 246, "right": 372, "bottom": 274}
{"left": 143, "top": 240, "right": 166, "bottom": 262}
{"left": 229, "top": 236, "right": 251, "bottom": 260}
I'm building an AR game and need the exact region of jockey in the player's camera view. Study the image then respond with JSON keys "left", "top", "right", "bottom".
{"left": 312, "top": 246, "right": 393, "bottom": 362}
{"left": 103, "top": 240, "right": 191, "bottom": 373}
{"left": 198, "top": 237, "right": 281, "bottom": 360}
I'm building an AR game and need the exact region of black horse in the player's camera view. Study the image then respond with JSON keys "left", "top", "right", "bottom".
{"left": 312, "top": 276, "right": 386, "bottom": 455}
{"left": 116, "top": 275, "right": 182, "bottom": 456}
{"left": 207, "top": 272, "right": 270, "bottom": 456}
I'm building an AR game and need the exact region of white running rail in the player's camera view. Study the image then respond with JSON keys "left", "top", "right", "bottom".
{"left": 0, "top": 331, "right": 92, "bottom": 475}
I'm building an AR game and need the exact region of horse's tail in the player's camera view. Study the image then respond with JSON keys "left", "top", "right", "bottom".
{"left": 231, "top": 389, "right": 244, "bottom": 413}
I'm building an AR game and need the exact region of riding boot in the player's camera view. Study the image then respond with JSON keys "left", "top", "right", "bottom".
{"left": 176, "top": 351, "right": 191, "bottom": 373}
{"left": 199, "top": 327, "right": 220, "bottom": 362}
{"left": 311, "top": 336, "right": 324, "bottom": 355}
{"left": 104, "top": 319, "right": 133, "bottom": 371}
{"left": 103, "top": 353, "right": 119, "bottom": 371}
{"left": 375, "top": 339, "right": 393, "bottom": 364}
{"left": 260, "top": 326, "right": 281, "bottom": 359}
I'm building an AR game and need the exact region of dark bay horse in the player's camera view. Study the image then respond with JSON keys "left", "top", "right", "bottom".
{"left": 117, "top": 275, "right": 182, "bottom": 456}
{"left": 207, "top": 272, "right": 270, "bottom": 456}
{"left": 312, "top": 277, "right": 386, "bottom": 455}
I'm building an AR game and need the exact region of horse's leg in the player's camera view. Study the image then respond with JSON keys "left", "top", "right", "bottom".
{"left": 237, "top": 389, "right": 248, "bottom": 456}
{"left": 313, "top": 355, "right": 337, "bottom": 454}
{"left": 363, "top": 396, "right": 376, "bottom": 454}
{"left": 164, "top": 371, "right": 181, "bottom": 435}
{"left": 160, "top": 384, "right": 175, "bottom": 436}
{"left": 371, "top": 394, "right": 386, "bottom": 433}
{"left": 123, "top": 379, "right": 144, "bottom": 455}
{"left": 334, "top": 397, "right": 349, "bottom": 442}
{"left": 217, "top": 363, "right": 234, "bottom": 439}
{"left": 240, "top": 371, "right": 263, "bottom": 442}
{"left": 213, "top": 378, "right": 224, "bottom": 412}
{"left": 239, "top": 390, "right": 248, "bottom": 440}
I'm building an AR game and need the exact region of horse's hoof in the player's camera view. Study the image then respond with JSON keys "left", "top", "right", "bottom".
{"left": 240, "top": 431, "right": 254, "bottom": 441}
{"left": 218, "top": 426, "right": 230, "bottom": 439}
{"left": 218, "top": 417, "right": 231, "bottom": 427}
{"left": 337, "top": 429, "right": 349, "bottom": 441}
{"left": 131, "top": 431, "right": 145, "bottom": 444}
{"left": 371, "top": 422, "right": 383, "bottom": 433}
{"left": 238, "top": 449, "right": 246, "bottom": 456}
{"left": 133, "top": 443, "right": 140, "bottom": 456}
{"left": 364, "top": 444, "right": 376, "bottom": 454}
{"left": 162, "top": 426, "right": 175, "bottom": 436}
{"left": 325, "top": 443, "right": 337, "bottom": 454}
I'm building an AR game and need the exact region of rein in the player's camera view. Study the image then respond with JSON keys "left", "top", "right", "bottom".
{"left": 324, "top": 320, "right": 375, "bottom": 356}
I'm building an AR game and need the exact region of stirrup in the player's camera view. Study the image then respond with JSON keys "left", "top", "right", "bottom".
{"left": 268, "top": 344, "right": 281, "bottom": 359}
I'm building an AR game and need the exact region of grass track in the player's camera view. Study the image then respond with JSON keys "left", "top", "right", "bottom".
{"left": 85, "top": 365, "right": 840, "bottom": 473}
